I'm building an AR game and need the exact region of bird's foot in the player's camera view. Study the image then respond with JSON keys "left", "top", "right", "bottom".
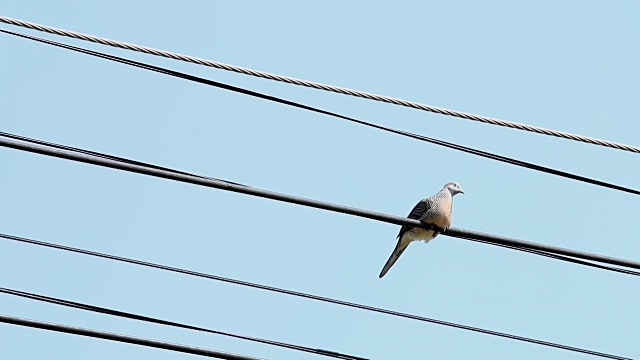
{"left": 420, "top": 221, "right": 445, "bottom": 233}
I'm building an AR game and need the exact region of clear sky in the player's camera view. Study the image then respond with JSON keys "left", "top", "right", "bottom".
{"left": 1, "top": 1, "right": 639, "bottom": 359}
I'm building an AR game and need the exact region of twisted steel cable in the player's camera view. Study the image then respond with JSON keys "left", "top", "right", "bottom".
{"left": 1, "top": 15, "right": 638, "bottom": 153}
{"left": 2, "top": 28, "right": 639, "bottom": 198}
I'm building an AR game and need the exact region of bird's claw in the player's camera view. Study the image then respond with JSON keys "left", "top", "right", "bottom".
{"left": 420, "top": 221, "right": 445, "bottom": 233}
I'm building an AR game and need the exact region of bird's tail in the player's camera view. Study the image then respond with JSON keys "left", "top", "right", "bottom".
{"left": 379, "top": 241, "right": 409, "bottom": 278}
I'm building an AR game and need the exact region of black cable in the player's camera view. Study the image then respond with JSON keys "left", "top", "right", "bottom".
{"left": 0, "top": 287, "right": 367, "bottom": 360}
{"left": 443, "top": 227, "right": 640, "bottom": 271}
{"left": 0, "top": 233, "right": 630, "bottom": 360}
{"left": 0, "top": 314, "right": 268, "bottom": 360}
{"left": 0, "top": 131, "right": 249, "bottom": 188}
{"left": 5, "top": 28, "right": 640, "bottom": 271}
{"left": 1, "top": 27, "right": 638, "bottom": 197}
{"left": 5, "top": 127, "right": 637, "bottom": 277}
{"left": 462, "top": 238, "right": 640, "bottom": 276}
{"left": 1, "top": 24, "right": 635, "bottom": 360}
{"left": 2, "top": 135, "right": 640, "bottom": 273}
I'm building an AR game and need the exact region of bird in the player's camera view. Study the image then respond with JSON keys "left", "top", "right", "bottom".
{"left": 379, "top": 181, "right": 464, "bottom": 278}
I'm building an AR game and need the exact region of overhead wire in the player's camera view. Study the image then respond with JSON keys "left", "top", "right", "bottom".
{"left": 463, "top": 238, "right": 640, "bottom": 277}
{"left": 0, "top": 16, "right": 638, "bottom": 154}
{"left": 0, "top": 131, "right": 249, "bottom": 188}
{"left": 0, "top": 314, "right": 268, "bottom": 360}
{"left": 2, "top": 28, "right": 639, "bottom": 271}
{"left": 1, "top": 28, "right": 638, "bottom": 198}
{"left": 2, "top": 133, "right": 640, "bottom": 272}
{"left": 1, "top": 16, "right": 636, "bottom": 360}
{"left": 0, "top": 233, "right": 630, "bottom": 360}
{"left": 1, "top": 25, "right": 637, "bottom": 358}
{"left": 0, "top": 287, "right": 367, "bottom": 360}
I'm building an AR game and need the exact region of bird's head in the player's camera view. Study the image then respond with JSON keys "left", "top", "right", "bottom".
{"left": 444, "top": 181, "right": 465, "bottom": 196}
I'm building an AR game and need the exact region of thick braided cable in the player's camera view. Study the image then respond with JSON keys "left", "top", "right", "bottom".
{"left": 2, "top": 15, "right": 638, "bottom": 153}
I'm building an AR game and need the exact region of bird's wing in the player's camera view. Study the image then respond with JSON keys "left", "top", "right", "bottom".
{"left": 397, "top": 199, "right": 432, "bottom": 238}
{"left": 379, "top": 234, "right": 412, "bottom": 278}
{"left": 380, "top": 199, "right": 433, "bottom": 278}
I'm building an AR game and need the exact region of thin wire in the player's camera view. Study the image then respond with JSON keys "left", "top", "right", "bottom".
{"left": 1, "top": 28, "right": 638, "bottom": 198}
{"left": 0, "top": 314, "right": 268, "bottom": 360}
{"left": 0, "top": 19, "right": 633, "bottom": 360}
{"left": 2, "top": 135, "right": 640, "bottom": 272}
{"left": 0, "top": 287, "right": 367, "bottom": 360}
{"left": 1, "top": 16, "right": 637, "bottom": 154}
{"left": 0, "top": 233, "right": 630, "bottom": 360}
{"left": 462, "top": 238, "right": 640, "bottom": 277}
{"left": 0, "top": 131, "right": 249, "bottom": 188}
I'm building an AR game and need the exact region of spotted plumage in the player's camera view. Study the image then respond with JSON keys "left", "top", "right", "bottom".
{"left": 379, "top": 182, "right": 464, "bottom": 278}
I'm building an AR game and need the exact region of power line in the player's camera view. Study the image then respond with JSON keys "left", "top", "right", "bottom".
{"left": 464, "top": 238, "right": 640, "bottom": 277}
{"left": 2, "top": 135, "right": 640, "bottom": 272}
{"left": 444, "top": 227, "right": 640, "bottom": 272}
{"left": 0, "top": 287, "right": 367, "bottom": 360}
{"left": 0, "top": 131, "right": 249, "bottom": 188}
{"left": 0, "top": 233, "right": 629, "bottom": 360}
{"left": 1, "top": 16, "right": 637, "bottom": 154}
{"left": 1, "top": 29, "right": 638, "bottom": 198}
{"left": 0, "top": 314, "right": 268, "bottom": 360}
{"left": 1, "top": 17, "right": 634, "bottom": 360}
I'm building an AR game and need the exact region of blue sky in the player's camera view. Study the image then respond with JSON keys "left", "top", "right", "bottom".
{"left": 1, "top": 1, "right": 639, "bottom": 359}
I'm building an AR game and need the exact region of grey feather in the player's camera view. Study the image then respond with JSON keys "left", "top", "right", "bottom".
{"left": 379, "top": 182, "right": 464, "bottom": 278}
{"left": 396, "top": 199, "right": 431, "bottom": 239}
{"left": 379, "top": 240, "right": 410, "bottom": 278}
